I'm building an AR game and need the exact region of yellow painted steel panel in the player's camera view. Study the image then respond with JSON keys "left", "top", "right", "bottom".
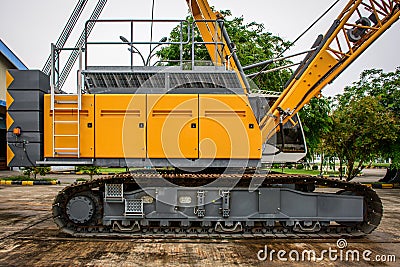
{"left": 147, "top": 94, "right": 198, "bottom": 159}
{"left": 6, "top": 105, "right": 14, "bottom": 131}
{"left": 44, "top": 95, "right": 94, "bottom": 158}
{"left": 5, "top": 70, "right": 14, "bottom": 89}
{"left": 6, "top": 90, "right": 14, "bottom": 133}
{"left": 95, "top": 94, "right": 146, "bottom": 158}
{"left": 6, "top": 145, "right": 14, "bottom": 165}
{"left": 6, "top": 91, "right": 14, "bottom": 111}
{"left": 199, "top": 95, "right": 261, "bottom": 159}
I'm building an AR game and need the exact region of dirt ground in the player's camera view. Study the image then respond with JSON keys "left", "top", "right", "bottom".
{"left": 0, "top": 169, "right": 398, "bottom": 266}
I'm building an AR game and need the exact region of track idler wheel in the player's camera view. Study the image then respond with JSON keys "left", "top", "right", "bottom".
{"left": 64, "top": 191, "right": 102, "bottom": 226}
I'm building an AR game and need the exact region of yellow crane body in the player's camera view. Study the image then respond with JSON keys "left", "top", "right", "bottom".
{"left": 42, "top": 93, "right": 262, "bottom": 161}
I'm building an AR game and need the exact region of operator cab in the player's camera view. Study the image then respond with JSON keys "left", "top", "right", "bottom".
{"left": 248, "top": 91, "right": 307, "bottom": 164}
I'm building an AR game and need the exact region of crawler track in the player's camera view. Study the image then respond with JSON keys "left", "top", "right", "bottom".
{"left": 52, "top": 173, "right": 382, "bottom": 238}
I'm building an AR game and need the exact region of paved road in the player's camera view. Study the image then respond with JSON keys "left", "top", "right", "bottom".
{"left": 0, "top": 174, "right": 398, "bottom": 266}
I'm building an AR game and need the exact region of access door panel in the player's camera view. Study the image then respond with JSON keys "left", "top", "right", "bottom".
{"left": 199, "top": 95, "right": 262, "bottom": 159}
{"left": 147, "top": 94, "right": 198, "bottom": 159}
{"left": 95, "top": 94, "right": 146, "bottom": 158}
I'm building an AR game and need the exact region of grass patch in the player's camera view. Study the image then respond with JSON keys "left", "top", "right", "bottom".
{"left": 271, "top": 168, "right": 320, "bottom": 175}
{"left": 97, "top": 168, "right": 128, "bottom": 173}
{"left": 368, "top": 163, "right": 390, "bottom": 168}
{"left": 1, "top": 176, "right": 56, "bottom": 181}
{"left": 270, "top": 168, "right": 339, "bottom": 176}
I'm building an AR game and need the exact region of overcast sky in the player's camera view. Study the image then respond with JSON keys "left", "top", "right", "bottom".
{"left": 1, "top": 0, "right": 399, "bottom": 96}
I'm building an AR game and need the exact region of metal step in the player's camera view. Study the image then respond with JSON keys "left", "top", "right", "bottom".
{"left": 36, "top": 159, "right": 93, "bottom": 165}
{"left": 55, "top": 100, "right": 78, "bottom": 104}
{"left": 54, "top": 121, "right": 79, "bottom": 124}
{"left": 57, "top": 94, "right": 79, "bottom": 96}
{"left": 55, "top": 152, "right": 79, "bottom": 156}
{"left": 53, "top": 107, "right": 79, "bottom": 110}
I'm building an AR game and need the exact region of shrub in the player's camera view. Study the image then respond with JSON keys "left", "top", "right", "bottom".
{"left": 296, "top": 164, "right": 304, "bottom": 170}
{"left": 312, "top": 165, "right": 319, "bottom": 171}
{"left": 272, "top": 163, "right": 281, "bottom": 169}
{"left": 23, "top": 167, "right": 51, "bottom": 179}
{"left": 77, "top": 166, "right": 100, "bottom": 180}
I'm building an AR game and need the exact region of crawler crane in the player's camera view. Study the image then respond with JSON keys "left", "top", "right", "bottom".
{"left": 5, "top": 0, "right": 400, "bottom": 237}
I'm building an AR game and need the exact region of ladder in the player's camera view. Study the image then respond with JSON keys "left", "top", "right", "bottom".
{"left": 52, "top": 94, "right": 81, "bottom": 157}
{"left": 50, "top": 45, "right": 83, "bottom": 158}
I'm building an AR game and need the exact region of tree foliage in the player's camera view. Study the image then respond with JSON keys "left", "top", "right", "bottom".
{"left": 298, "top": 97, "right": 333, "bottom": 160}
{"left": 157, "top": 10, "right": 292, "bottom": 91}
{"left": 325, "top": 96, "right": 398, "bottom": 181}
{"left": 339, "top": 68, "right": 400, "bottom": 168}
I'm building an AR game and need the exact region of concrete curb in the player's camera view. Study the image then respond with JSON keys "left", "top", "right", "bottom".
{"left": 362, "top": 183, "right": 400, "bottom": 189}
{"left": 316, "top": 183, "right": 399, "bottom": 189}
{"left": 0, "top": 180, "right": 60, "bottom": 186}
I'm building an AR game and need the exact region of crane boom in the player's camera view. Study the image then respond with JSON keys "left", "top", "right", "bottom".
{"left": 187, "top": 0, "right": 400, "bottom": 144}
{"left": 57, "top": 0, "right": 107, "bottom": 90}
{"left": 260, "top": 0, "right": 400, "bottom": 143}
{"left": 186, "top": 0, "right": 250, "bottom": 93}
{"left": 42, "top": 0, "right": 90, "bottom": 75}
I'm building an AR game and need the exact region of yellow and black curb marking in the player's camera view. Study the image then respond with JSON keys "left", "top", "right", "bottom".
{"left": 315, "top": 183, "right": 398, "bottom": 189}
{"left": 362, "top": 183, "right": 399, "bottom": 189}
{"left": 0, "top": 180, "right": 59, "bottom": 186}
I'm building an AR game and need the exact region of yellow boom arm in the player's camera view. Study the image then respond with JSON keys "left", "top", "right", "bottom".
{"left": 186, "top": 0, "right": 400, "bottom": 144}
{"left": 186, "top": 0, "right": 249, "bottom": 93}
{"left": 260, "top": 0, "right": 400, "bottom": 143}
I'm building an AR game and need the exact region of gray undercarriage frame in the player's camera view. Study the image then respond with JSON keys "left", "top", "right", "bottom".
{"left": 101, "top": 185, "right": 364, "bottom": 231}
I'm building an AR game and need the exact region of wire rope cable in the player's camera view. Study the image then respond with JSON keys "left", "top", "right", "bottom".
{"left": 250, "top": 0, "right": 340, "bottom": 81}
{"left": 149, "top": 0, "right": 156, "bottom": 61}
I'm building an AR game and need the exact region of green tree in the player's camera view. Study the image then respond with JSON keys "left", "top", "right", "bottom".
{"left": 339, "top": 68, "right": 400, "bottom": 168}
{"left": 325, "top": 96, "right": 398, "bottom": 181}
{"left": 298, "top": 96, "right": 333, "bottom": 162}
{"left": 157, "top": 10, "right": 292, "bottom": 91}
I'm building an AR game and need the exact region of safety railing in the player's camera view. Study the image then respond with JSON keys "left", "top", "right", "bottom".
{"left": 82, "top": 19, "right": 229, "bottom": 69}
